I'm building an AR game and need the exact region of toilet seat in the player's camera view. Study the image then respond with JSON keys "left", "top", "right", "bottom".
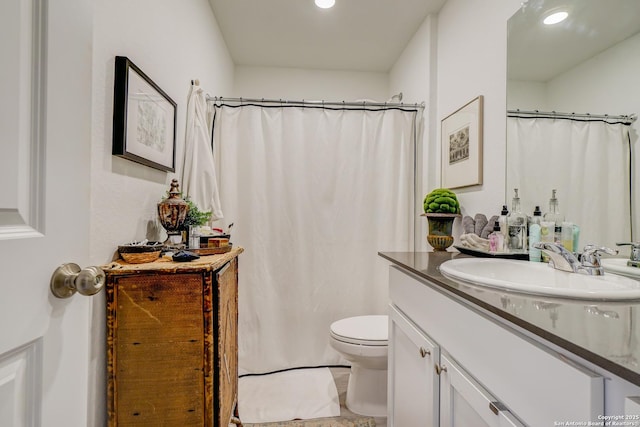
{"left": 330, "top": 315, "right": 388, "bottom": 346}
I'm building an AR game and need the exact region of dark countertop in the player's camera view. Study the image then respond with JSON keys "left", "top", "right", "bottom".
{"left": 379, "top": 251, "right": 640, "bottom": 387}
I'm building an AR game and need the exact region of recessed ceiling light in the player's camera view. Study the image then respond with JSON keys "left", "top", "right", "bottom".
{"left": 543, "top": 11, "right": 568, "bottom": 25}
{"left": 315, "top": 0, "right": 335, "bottom": 9}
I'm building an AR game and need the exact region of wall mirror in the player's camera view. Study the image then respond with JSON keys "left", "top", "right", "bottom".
{"left": 506, "top": 0, "right": 640, "bottom": 250}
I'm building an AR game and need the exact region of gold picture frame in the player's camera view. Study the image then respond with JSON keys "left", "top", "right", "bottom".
{"left": 440, "top": 95, "right": 483, "bottom": 189}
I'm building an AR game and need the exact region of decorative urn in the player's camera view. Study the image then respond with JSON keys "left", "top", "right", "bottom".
{"left": 422, "top": 213, "right": 461, "bottom": 251}
{"left": 157, "top": 179, "right": 190, "bottom": 246}
{"left": 422, "top": 188, "right": 461, "bottom": 251}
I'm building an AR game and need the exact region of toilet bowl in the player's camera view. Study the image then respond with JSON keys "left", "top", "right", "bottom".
{"left": 329, "top": 315, "right": 388, "bottom": 417}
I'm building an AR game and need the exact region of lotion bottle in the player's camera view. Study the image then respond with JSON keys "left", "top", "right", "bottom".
{"left": 529, "top": 222, "right": 541, "bottom": 262}
{"left": 489, "top": 221, "right": 504, "bottom": 253}
{"left": 561, "top": 221, "right": 574, "bottom": 252}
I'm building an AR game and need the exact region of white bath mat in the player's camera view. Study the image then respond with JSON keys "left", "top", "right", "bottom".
{"left": 238, "top": 367, "right": 341, "bottom": 424}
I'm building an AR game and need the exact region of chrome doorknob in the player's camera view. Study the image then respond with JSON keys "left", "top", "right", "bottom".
{"left": 50, "top": 263, "right": 105, "bottom": 299}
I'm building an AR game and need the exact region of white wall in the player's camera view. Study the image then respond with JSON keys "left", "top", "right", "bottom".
{"left": 436, "top": 0, "right": 521, "bottom": 225}
{"left": 389, "top": 15, "right": 437, "bottom": 249}
{"left": 507, "top": 80, "right": 550, "bottom": 111}
{"left": 91, "top": 0, "right": 233, "bottom": 264}
{"left": 233, "top": 65, "right": 388, "bottom": 101}
{"left": 89, "top": 1, "right": 234, "bottom": 424}
{"left": 389, "top": 0, "right": 521, "bottom": 244}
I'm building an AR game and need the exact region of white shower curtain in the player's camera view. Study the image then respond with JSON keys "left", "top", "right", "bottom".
{"left": 213, "top": 104, "right": 420, "bottom": 373}
{"left": 507, "top": 117, "right": 631, "bottom": 249}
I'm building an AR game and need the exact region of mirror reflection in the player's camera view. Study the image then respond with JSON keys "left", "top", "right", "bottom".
{"left": 506, "top": 0, "right": 640, "bottom": 250}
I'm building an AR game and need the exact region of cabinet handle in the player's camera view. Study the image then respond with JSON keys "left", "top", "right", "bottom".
{"left": 419, "top": 347, "right": 430, "bottom": 358}
{"left": 434, "top": 363, "right": 448, "bottom": 375}
{"left": 489, "top": 401, "right": 506, "bottom": 416}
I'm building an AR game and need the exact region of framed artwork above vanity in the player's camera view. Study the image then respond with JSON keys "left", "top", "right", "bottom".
{"left": 440, "top": 95, "right": 484, "bottom": 189}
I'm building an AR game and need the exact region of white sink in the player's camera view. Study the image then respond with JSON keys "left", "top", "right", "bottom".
{"left": 440, "top": 258, "right": 640, "bottom": 301}
{"left": 601, "top": 258, "right": 640, "bottom": 280}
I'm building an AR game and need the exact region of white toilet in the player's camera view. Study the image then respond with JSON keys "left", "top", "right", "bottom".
{"left": 329, "top": 315, "right": 388, "bottom": 417}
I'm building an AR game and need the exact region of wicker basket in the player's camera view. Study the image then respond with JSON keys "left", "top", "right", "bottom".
{"left": 118, "top": 243, "right": 163, "bottom": 264}
{"left": 119, "top": 251, "right": 161, "bottom": 264}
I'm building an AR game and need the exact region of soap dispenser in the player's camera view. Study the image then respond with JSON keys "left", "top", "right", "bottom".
{"left": 506, "top": 189, "right": 527, "bottom": 253}
{"left": 543, "top": 189, "right": 564, "bottom": 243}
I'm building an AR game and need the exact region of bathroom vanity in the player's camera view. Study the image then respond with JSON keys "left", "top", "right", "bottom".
{"left": 381, "top": 251, "right": 640, "bottom": 426}
{"left": 104, "top": 248, "right": 243, "bottom": 427}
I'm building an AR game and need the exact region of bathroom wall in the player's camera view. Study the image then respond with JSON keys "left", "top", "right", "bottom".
{"left": 435, "top": 0, "right": 521, "bottom": 220}
{"left": 389, "top": 15, "right": 437, "bottom": 249}
{"left": 388, "top": 0, "right": 520, "bottom": 244}
{"left": 91, "top": 0, "right": 233, "bottom": 264}
{"left": 89, "top": 1, "right": 234, "bottom": 425}
{"left": 233, "top": 65, "right": 389, "bottom": 101}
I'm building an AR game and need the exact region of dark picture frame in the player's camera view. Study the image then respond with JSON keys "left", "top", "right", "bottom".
{"left": 112, "top": 56, "right": 177, "bottom": 172}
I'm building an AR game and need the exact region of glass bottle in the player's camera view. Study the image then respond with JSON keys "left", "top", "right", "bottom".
{"left": 489, "top": 221, "right": 504, "bottom": 253}
{"left": 543, "top": 189, "right": 564, "bottom": 244}
{"left": 506, "top": 189, "right": 528, "bottom": 253}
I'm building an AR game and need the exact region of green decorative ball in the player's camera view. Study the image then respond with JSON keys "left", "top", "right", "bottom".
{"left": 423, "top": 188, "right": 460, "bottom": 214}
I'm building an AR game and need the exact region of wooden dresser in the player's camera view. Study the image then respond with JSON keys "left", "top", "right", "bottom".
{"left": 104, "top": 247, "right": 243, "bottom": 426}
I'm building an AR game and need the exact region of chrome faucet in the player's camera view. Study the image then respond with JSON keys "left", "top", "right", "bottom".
{"left": 533, "top": 242, "right": 618, "bottom": 276}
{"left": 616, "top": 242, "right": 640, "bottom": 267}
{"left": 580, "top": 244, "right": 619, "bottom": 275}
{"left": 533, "top": 242, "right": 580, "bottom": 273}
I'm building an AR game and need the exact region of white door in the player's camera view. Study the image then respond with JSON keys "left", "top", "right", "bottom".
{"left": 388, "top": 305, "right": 439, "bottom": 427}
{"left": 0, "top": 0, "right": 94, "bottom": 426}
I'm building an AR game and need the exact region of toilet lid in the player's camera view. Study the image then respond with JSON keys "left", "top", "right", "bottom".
{"left": 330, "top": 315, "right": 388, "bottom": 346}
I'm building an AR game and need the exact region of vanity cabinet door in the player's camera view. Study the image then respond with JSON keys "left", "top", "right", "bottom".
{"left": 388, "top": 305, "right": 440, "bottom": 427}
{"left": 439, "top": 353, "right": 524, "bottom": 427}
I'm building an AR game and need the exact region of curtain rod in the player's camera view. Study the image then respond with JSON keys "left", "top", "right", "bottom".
{"left": 508, "top": 109, "right": 637, "bottom": 125}
{"left": 207, "top": 95, "right": 425, "bottom": 110}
